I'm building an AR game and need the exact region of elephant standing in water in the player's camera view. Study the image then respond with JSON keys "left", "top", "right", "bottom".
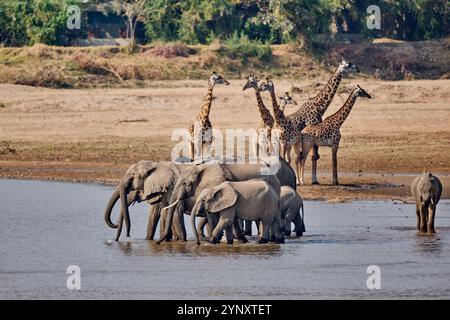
{"left": 104, "top": 160, "right": 186, "bottom": 241}
{"left": 191, "top": 179, "right": 283, "bottom": 245}
{"left": 411, "top": 172, "right": 442, "bottom": 234}
{"left": 280, "top": 186, "right": 305, "bottom": 237}
{"left": 105, "top": 157, "right": 296, "bottom": 242}
{"left": 155, "top": 157, "right": 296, "bottom": 244}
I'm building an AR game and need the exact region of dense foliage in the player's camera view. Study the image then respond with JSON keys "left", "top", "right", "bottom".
{"left": 0, "top": 0, "right": 448, "bottom": 47}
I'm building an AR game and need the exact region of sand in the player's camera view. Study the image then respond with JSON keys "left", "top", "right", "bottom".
{"left": 0, "top": 79, "right": 449, "bottom": 201}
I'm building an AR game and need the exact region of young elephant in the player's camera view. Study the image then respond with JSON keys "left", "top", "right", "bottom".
{"left": 191, "top": 179, "right": 283, "bottom": 245}
{"left": 280, "top": 186, "right": 305, "bottom": 237}
{"left": 411, "top": 172, "right": 442, "bottom": 234}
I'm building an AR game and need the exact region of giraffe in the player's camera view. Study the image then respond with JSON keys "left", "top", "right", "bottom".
{"left": 188, "top": 72, "right": 229, "bottom": 161}
{"left": 298, "top": 85, "right": 372, "bottom": 186}
{"left": 258, "top": 78, "right": 299, "bottom": 163}
{"left": 284, "top": 58, "right": 360, "bottom": 184}
{"left": 242, "top": 74, "right": 274, "bottom": 157}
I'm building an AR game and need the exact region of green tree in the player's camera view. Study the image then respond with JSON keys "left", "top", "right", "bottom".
{"left": 0, "top": 0, "right": 30, "bottom": 46}
{"left": 25, "top": 0, "right": 76, "bottom": 45}
{"left": 98, "top": 0, "right": 147, "bottom": 53}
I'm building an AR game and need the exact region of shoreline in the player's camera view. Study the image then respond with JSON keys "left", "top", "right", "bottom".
{"left": 1, "top": 80, "right": 449, "bottom": 202}
{"left": 2, "top": 161, "right": 449, "bottom": 202}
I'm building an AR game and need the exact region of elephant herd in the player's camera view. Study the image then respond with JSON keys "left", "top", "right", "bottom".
{"left": 104, "top": 157, "right": 444, "bottom": 244}
{"left": 102, "top": 60, "right": 444, "bottom": 243}
{"left": 104, "top": 157, "right": 305, "bottom": 244}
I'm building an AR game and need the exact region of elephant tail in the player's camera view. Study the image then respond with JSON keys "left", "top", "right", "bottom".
{"left": 104, "top": 187, "right": 120, "bottom": 229}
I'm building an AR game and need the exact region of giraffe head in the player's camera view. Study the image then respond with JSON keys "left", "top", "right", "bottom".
{"left": 279, "top": 92, "right": 298, "bottom": 109}
{"left": 355, "top": 85, "right": 372, "bottom": 99}
{"left": 338, "top": 58, "right": 360, "bottom": 74}
{"left": 258, "top": 77, "right": 274, "bottom": 93}
{"left": 242, "top": 74, "right": 260, "bottom": 91}
{"left": 209, "top": 72, "right": 230, "bottom": 87}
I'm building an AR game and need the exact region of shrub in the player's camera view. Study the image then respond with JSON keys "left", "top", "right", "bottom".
{"left": 147, "top": 42, "right": 193, "bottom": 58}
{"left": 221, "top": 33, "right": 272, "bottom": 62}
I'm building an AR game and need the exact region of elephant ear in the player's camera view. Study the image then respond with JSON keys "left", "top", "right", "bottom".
{"left": 209, "top": 183, "right": 237, "bottom": 213}
{"left": 142, "top": 165, "right": 177, "bottom": 200}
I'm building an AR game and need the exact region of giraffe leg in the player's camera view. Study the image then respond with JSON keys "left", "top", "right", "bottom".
{"left": 266, "top": 130, "right": 272, "bottom": 156}
{"left": 252, "top": 135, "right": 259, "bottom": 160}
{"left": 204, "top": 141, "right": 212, "bottom": 161}
{"left": 189, "top": 141, "right": 195, "bottom": 161}
{"left": 311, "top": 145, "right": 320, "bottom": 185}
{"left": 293, "top": 142, "right": 302, "bottom": 185}
{"left": 285, "top": 145, "right": 292, "bottom": 164}
{"left": 331, "top": 144, "right": 339, "bottom": 185}
{"left": 298, "top": 143, "right": 312, "bottom": 186}
{"left": 280, "top": 145, "right": 286, "bottom": 161}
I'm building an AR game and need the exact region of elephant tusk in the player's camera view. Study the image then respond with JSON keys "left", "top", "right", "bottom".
{"left": 162, "top": 199, "right": 180, "bottom": 211}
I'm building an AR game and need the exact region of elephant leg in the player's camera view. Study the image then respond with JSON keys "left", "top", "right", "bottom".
{"left": 244, "top": 219, "right": 253, "bottom": 236}
{"left": 172, "top": 210, "right": 186, "bottom": 241}
{"left": 224, "top": 225, "right": 234, "bottom": 245}
{"left": 292, "top": 213, "right": 305, "bottom": 236}
{"left": 160, "top": 211, "right": 173, "bottom": 241}
{"left": 206, "top": 218, "right": 214, "bottom": 238}
{"left": 415, "top": 204, "right": 421, "bottom": 231}
{"left": 257, "top": 222, "right": 270, "bottom": 244}
{"left": 419, "top": 204, "right": 428, "bottom": 233}
{"left": 146, "top": 204, "right": 160, "bottom": 240}
{"left": 210, "top": 218, "right": 228, "bottom": 244}
{"left": 284, "top": 218, "right": 292, "bottom": 237}
{"left": 196, "top": 217, "right": 208, "bottom": 238}
{"left": 177, "top": 208, "right": 187, "bottom": 241}
{"left": 233, "top": 219, "right": 248, "bottom": 243}
{"left": 428, "top": 206, "right": 436, "bottom": 234}
{"left": 255, "top": 220, "right": 261, "bottom": 237}
{"left": 271, "top": 214, "right": 285, "bottom": 244}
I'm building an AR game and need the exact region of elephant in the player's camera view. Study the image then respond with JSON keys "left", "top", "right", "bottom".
{"left": 104, "top": 160, "right": 185, "bottom": 241}
{"left": 104, "top": 156, "right": 296, "bottom": 242}
{"left": 191, "top": 179, "right": 283, "bottom": 244}
{"left": 411, "top": 172, "right": 442, "bottom": 234}
{"left": 280, "top": 186, "right": 305, "bottom": 237}
{"left": 156, "top": 157, "right": 296, "bottom": 244}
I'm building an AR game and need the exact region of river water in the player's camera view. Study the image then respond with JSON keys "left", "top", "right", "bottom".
{"left": 0, "top": 179, "right": 449, "bottom": 299}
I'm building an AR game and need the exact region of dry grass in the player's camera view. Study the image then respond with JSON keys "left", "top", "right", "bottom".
{"left": 1, "top": 39, "right": 448, "bottom": 88}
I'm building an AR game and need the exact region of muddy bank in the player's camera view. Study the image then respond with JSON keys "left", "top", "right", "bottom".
{"left": 1, "top": 160, "right": 449, "bottom": 201}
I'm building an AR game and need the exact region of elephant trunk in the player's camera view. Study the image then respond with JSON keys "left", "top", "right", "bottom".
{"left": 104, "top": 187, "right": 120, "bottom": 229}
{"left": 114, "top": 179, "right": 132, "bottom": 241}
{"left": 121, "top": 185, "right": 131, "bottom": 238}
{"left": 156, "top": 199, "right": 180, "bottom": 244}
{"left": 191, "top": 204, "right": 201, "bottom": 245}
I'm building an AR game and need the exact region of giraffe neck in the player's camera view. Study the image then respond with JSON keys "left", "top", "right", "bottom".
{"left": 254, "top": 89, "right": 273, "bottom": 126}
{"left": 327, "top": 88, "right": 359, "bottom": 128}
{"left": 268, "top": 88, "right": 286, "bottom": 125}
{"left": 315, "top": 66, "right": 343, "bottom": 114}
{"left": 198, "top": 84, "right": 214, "bottom": 123}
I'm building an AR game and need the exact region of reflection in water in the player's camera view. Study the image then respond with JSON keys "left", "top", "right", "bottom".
{"left": 1, "top": 179, "right": 450, "bottom": 299}
{"left": 106, "top": 239, "right": 282, "bottom": 257}
{"left": 414, "top": 234, "right": 443, "bottom": 256}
